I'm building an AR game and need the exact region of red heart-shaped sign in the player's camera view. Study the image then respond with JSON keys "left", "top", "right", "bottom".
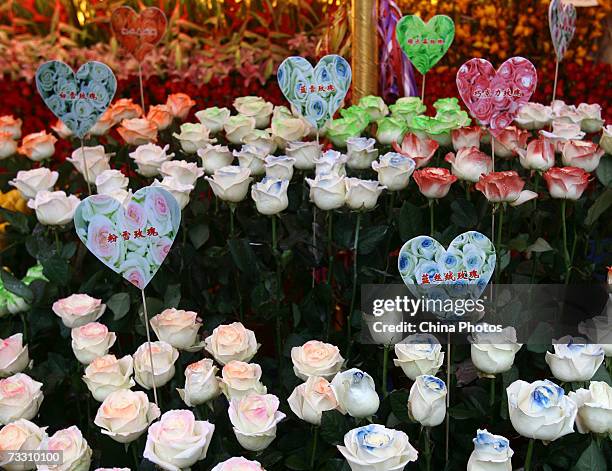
{"left": 456, "top": 57, "right": 537, "bottom": 136}
{"left": 111, "top": 6, "right": 167, "bottom": 62}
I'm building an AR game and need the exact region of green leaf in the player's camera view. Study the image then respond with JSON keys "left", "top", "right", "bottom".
{"left": 284, "top": 453, "right": 309, "bottom": 470}
{"left": 228, "top": 238, "right": 258, "bottom": 278}
{"left": 41, "top": 255, "right": 70, "bottom": 285}
{"left": 106, "top": 293, "right": 131, "bottom": 320}
{"left": 585, "top": 188, "right": 612, "bottom": 226}
{"left": 448, "top": 405, "right": 481, "bottom": 419}
{"left": 188, "top": 223, "right": 209, "bottom": 249}
{"left": 450, "top": 200, "right": 478, "bottom": 228}
{"left": 389, "top": 389, "right": 410, "bottom": 422}
{"left": 0, "top": 207, "right": 29, "bottom": 234}
{"left": 164, "top": 283, "right": 181, "bottom": 308}
{"left": 572, "top": 441, "right": 606, "bottom": 471}
{"left": 320, "top": 410, "right": 350, "bottom": 445}
{"left": 0, "top": 269, "right": 33, "bottom": 304}
{"left": 399, "top": 201, "right": 425, "bottom": 240}
{"left": 596, "top": 154, "right": 612, "bottom": 187}
{"left": 358, "top": 225, "right": 388, "bottom": 254}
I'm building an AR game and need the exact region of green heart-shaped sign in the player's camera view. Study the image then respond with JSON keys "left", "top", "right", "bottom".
{"left": 396, "top": 15, "right": 455, "bottom": 75}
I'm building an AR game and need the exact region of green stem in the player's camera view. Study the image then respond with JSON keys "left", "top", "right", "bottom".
{"left": 326, "top": 211, "right": 334, "bottom": 339}
{"left": 229, "top": 204, "right": 236, "bottom": 238}
{"left": 490, "top": 376, "right": 496, "bottom": 408}
{"left": 429, "top": 200, "right": 434, "bottom": 236}
{"left": 382, "top": 345, "right": 390, "bottom": 397}
{"left": 54, "top": 230, "right": 61, "bottom": 254}
{"left": 495, "top": 205, "right": 504, "bottom": 284}
{"left": 272, "top": 216, "right": 283, "bottom": 371}
{"left": 424, "top": 427, "right": 432, "bottom": 471}
{"left": 310, "top": 426, "right": 319, "bottom": 470}
{"left": 465, "top": 182, "right": 471, "bottom": 202}
{"left": 20, "top": 312, "right": 28, "bottom": 344}
{"left": 346, "top": 212, "right": 362, "bottom": 358}
{"left": 131, "top": 442, "right": 140, "bottom": 469}
{"left": 524, "top": 438, "right": 535, "bottom": 471}
{"left": 561, "top": 200, "right": 571, "bottom": 284}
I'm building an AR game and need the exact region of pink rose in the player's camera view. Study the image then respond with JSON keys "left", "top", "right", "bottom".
{"left": 543, "top": 166, "right": 591, "bottom": 200}
{"left": 291, "top": 340, "right": 344, "bottom": 380}
{"left": 82, "top": 354, "right": 135, "bottom": 402}
{"left": 445, "top": 147, "right": 493, "bottom": 183}
{"left": 228, "top": 393, "right": 285, "bottom": 451}
{"left": 413, "top": 168, "right": 458, "bottom": 199}
{"left": 52, "top": 294, "right": 106, "bottom": 328}
{"left": 147, "top": 104, "right": 173, "bottom": 131}
{"left": 492, "top": 126, "right": 529, "bottom": 157}
{"left": 561, "top": 140, "right": 604, "bottom": 173}
{"left": 451, "top": 126, "right": 482, "bottom": 151}
{"left": 475, "top": 171, "right": 537, "bottom": 206}
{"left": 392, "top": 133, "right": 439, "bottom": 168}
{"left": 517, "top": 138, "right": 555, "bottom": 171}
{"left": 117, "top": 118, "right": 157, "bottom": 145}
{"left": 211, "top": 457, "right": 265, "bottom": 471}
{"left": 88, "top": 215, "right": 123, "bottom": 267}
{"left": 108, "top": 98, "right": 142, "bottom": 125}
{"left": 0, "top": 373, "right": 43, "bottom": 424}
{"left": 205, "top": 323, "right": 259, "bottom": 365}
{"left": 0, "top": 334, "right": 28, "bottom": 378}
{"left": 0, "top": 116, "right": 22, "bottom": 139}
{"left": 150, "top": 308, "right": 202, "bottom": 350}
{"left": 71, "top": 322, "right": 117, "bottom": 365}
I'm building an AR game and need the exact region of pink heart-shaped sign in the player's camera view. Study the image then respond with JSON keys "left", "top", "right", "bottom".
{"left": 549, "top": 0, "right": 577, "bottom": 60}
{"left": 456, "top": 57, "right": 537, "bottom": 136}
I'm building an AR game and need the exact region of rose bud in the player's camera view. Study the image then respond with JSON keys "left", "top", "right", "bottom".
{"left": 392, "top": 133, "right": 439, "bottom": 168}
{"left": 445, "top": 147, "right": 493, "bottom": 182}
{"left": 543, "top": 166, "right": 591, "bottom": 200}
{"left": 178, "top": 359, "right": 221, "bottom": 406}
{"left": 331, "top": 368, "right": 380, "bottom": 418}
{"left": 287, "top": 376, "right": 338, "bottom": 425}
{"left": 407, "top": 375, "right": 447, "bottom": 427}
{"left": 413, "top": 168, "right": 457, "bottom": 199}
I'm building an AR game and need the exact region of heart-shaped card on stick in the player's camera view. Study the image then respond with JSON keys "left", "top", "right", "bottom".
{"left": 35, "top": 61, "right": 116, "bottom": 139}
{"left": 398, "top": 231, "right": 495, "bottom": 320}
{"left": 111, "top": 6, "right": 167, "bottom": 62}
{"left": 549, "top": 0, "right": 577, "bottom": 60}
{"left": 74, "top": 187, "right": 181, "bottom": 289}
{"left": 456, "top": 57, "right": 537, "bottom": 136}
{"left": 277, "top": 55, "right": 352, "bottom": 129}
{"left": 395, "top": 15, "right": 455, "bottom": 75}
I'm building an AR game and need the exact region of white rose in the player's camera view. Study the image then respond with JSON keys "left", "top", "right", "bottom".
{"left": 315, "top": 150, "right": 348, "bottom": 176}
{"left": 264, "top": 155, "right": 295, "bottom": 180}
{"left": 0, "top": 373, "right": 43, "bottom": 425}
{"left": 0, "top": 419, "right": 47, "bottom": 471}
{"left": 288, "top": 376, "right": 337, "bottom": 425}
{"left": 204, "top": 322, "right": 259, "bottom": 365}
{"left": 467, "top": 429, "right": 513, "bottom": 471}
{"left": 37, "top": 426, "right": 91, "bottom": 471}
{"left": 197, "top": 145, "right": 235, "bottom": 175}
{"left": 129, "top": 143, "right": 174, "bottom": 177}
{"left": 82, "top": 354, "right": 135, "bottom": 402}
{"left": 211, "top": 457, "right": 265, "bottom": 471}
{"left": 67, "top": 145, "right": 112, "bottom": 183}
{"left": 0, "top": 133, "right": 18, "bottom": 159}
{"left": 205, "top": 166, "right": 253, "bottom": 203}
{"left": 27, "top": 190, "right": 79, "bottom": 226}
{"left": 407, "top": 375, "right": 447, "bottom": 427}
{"left": 224, "top": 115, "right": 256, "bottom": 145}
{"left": 178, "top": 359, "right": 221, "bottom": 407}
{"left": 0, "top": 334, "right": 29, "bottom": 378}
{"left": 577, "top": 103, "right": 604, "bottom": 133}
{"left": 250, "top": 177, "right": 289, "bottom": 215}
{"left": 540, "top": 121, "right": 585, "bottom": 152}
{"left": 228, "top": 393, "right": 285, "bottom": 451}
{"left": 173, "top": 123, "right": 216, "bottom": 154}
{"left": 470, "top": 325, "right": 522, "bottom": 375}
{"left": 515, "top": 103, "right": 553, "bottom": 130}
{"left": 52, "top": 294, "right": 105, "bottom": 328}
{"left": 220, "top": 361, "right": 266, "bottom": 400}
{"left": 346, "top": 137, "right": 378, "bottom": 170}
{"left": 8, "top": 168, "right": 58, "bottom": 200}
{"left": 95, "top": 170, "right": 128, "bottom": 196}
{"left": 506, "top": 379, "right": 576, "bottom": 441}
{"left": 545, "top": 336, "right": 604, "bottom": 382}
{"left": 345, "top": 178, "right": 385, "bottom": 210}
{"left": 291, "top": 340, "right": 344, "bottom": 380}
{"left": 568, "top": 381, "right": 612, "bottom": 434}
{"left": 271, "top": 116, "right": 308, "bottom": 143}
{"left": 337, "top": 424, "right": 418, "bottom": 471}
{"left": 195, "top": 107, "right": 231, "bottom": 134}
{"left": 394, "top": 333, "right": 444, "bottom": 380}
{"left": 551, "top": 100, "right": 582, "bottom": 123}
{"left": 150, "top": 308, "right": 202, "bottom": 350}
{"left": 372, "top": 152, "right": 416, "bottom": 191}
{"left": 306, "top": 174, "right": 346, "bottom": 210}
{"left": 285, "top": 141, "right": 321, "bottom": 170}
{"left": 331, "top": 368, "right": 380, "bottom": 418}
{"left": 94, "top": 389, "right": 160, "bottom": 443}
{"left": 234, "top": 97, "right": 274, "bottom": 129}
{"left": 133, "top": 340, "right": 179, "bottom": 389}
{"left": 151, "top": 177, "right": 193, "bottom": 210}
{"left": 578, "top": 312, "right": 612, "bottom": 356}
{"left": 71, "top": 322, "right": 117, "bottom": 365}
{"left": 234, "top": 145, "right": 266, "bottom": 176}
{"left": 243, "top": 129, "right": 277, "bottom": 155}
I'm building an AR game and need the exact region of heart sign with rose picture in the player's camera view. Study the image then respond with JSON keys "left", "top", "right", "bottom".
{"left": 111, "top": 6, "right": 168, "bottom": 62}
{"left": 549, "top": 0, "right": 577, "bottom": 60}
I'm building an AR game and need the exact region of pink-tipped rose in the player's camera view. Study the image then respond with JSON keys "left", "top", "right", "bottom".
{"left": 392, "top": 133, "right": 439, "bottom": 168}
{"left": 517, "top": 137, "right": 555, "bottom": 171}
{"left": 413, "top": 168, "right": 457, "bottom": 199}
{"left": 543, "top": 167, "right": 591, "bottom": 200}
{"left": 475, "top": 171, "right": 537, "bottom": 206}
{"left": 451, "top": 126, "right": 482, "bottom": 151}
{"left": 561, "top": 140, "right": 604, "bottom": 173}
{"left": 491, "top": 126, "right": 528, "bottom": 158}
{"left": 445, "top": 147, "right": 493, "bottom": 183}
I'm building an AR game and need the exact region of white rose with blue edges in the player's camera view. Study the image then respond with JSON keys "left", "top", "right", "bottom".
{"left": 545, "top": 336, "right": 605, "bottom": 382}
{"left": 467, "top": 429, "right": 513, "bottom": 471}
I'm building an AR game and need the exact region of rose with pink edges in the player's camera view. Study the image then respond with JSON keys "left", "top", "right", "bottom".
{"left": 148, "top": 236, "right": 173, "bottom": 266}
{"left": 145, "top": 187, "right": 172, "bottom": 236}
{"left": 228, "top": 393, "right": 286, "bottom": 451}
{"left": 87, "top": 214, "right": 123, "bottom": 268}
{"left": 211, "top": 457, "right": 266, "bottom": 471}
{"left": 0, "top": 334, "right": 29, "bottom": 378}
{"left": 122, "top": 201, "right": 146, "bottom": 232}
{"left": 119, "top": 254, "right": 150, "bottom": 289}
{"left": 71, "top": 322, "right": 117, "bottom": 365}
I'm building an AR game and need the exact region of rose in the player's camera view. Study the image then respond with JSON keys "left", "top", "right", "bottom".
{"left": 94, "top": 389, "right": 159, "bottom": 444}
{"left": 220, "top": 361, "right": 266, "bottom": 400}
{"left": 331, "top": 368, "right": 380, "bottom": 418}
{"left": 225, "top": 115, "right": 256, "bottom": 145}
{"left": 578, "top": 313, "right": 612, "bottom": 356}
{"left": 407, "top": 375, "right": 447, "bottom": 427}
{"left": 159, "top": 161, "right": 203, "bottom": 188}
{"left": 0, "top": 419, "right": 47, "bottom": 471}
{"left": 52, "top": 294, "right": 105, "bottom": 328}
{"left": 346, "top": 137, "right": 378, "bottom": 170}
{"left": 371, "top": 152, "right": 416, "bottom": 191}
{"left": 451, "top": 126, "right": 482, "bottom": 151}
{"left": 568, "top": 381, "right": 612, "bottom": 434}
{"left": 506, "top": 379, "right": 576, "bottom": 441}
{"left": 38, "top": 426, "right": 91, "bottom": 471}
{"left": 9, "top": 168, "right": 58, "bottom": 200}
{"left": 517, "top": 137, "right": 555, "bottom": 172}
{"left": 600, "top": 125, "right": 612, "bottom": 154}
{"left": 271, "top": 116, "right": 309, "bottom": 143}
{"left": 326, "top": 118, "right": 367, "bottom": 148}
{"left": 0, "top": 116, "right": 22, "bottom": 139}
{"left": 393, "top": 333, "right": 444, "bottom": 380}
{"left": 108, "top": 99, "right": 142, "bottom": 125}
{"left": 178, "top": 359, "right": 221, "bottom": 406}
{"left": 198, "top": 145, "right": 234, "bottom": 174}
{"left": 234, "top": 145, "right": 266, "bottom": 176}
{"left": 117, "top": 118, "right": 158, "bottom": 145}
{"left": 204, "top": 322, "right": 259, "bottom": 365}
{"left": 82, "top": 354, "right": 135, "bottom": 402}
{"left": 285, "top": 141, "right": 321, "bottom": 170}
{"left": 470, "top": 325, "right": 522, "bottom": 375}
{"left": 243, "top": 129, "right": 277, "bottom": 155}
{"left": 17, "top": 131, "right": 56, "bottom": 161}
{"left": 515, "top": 102, "right": 553, "bottom": 130}
{"left": 545, "top": 336, "right": 604, "bottom": 382}
{"left": 561, "top": 140, "right": 604, "bottom": 173}
{"left": 577, "top": 103, "right": 604, "bottom": 133}
{"left": 166, "top": 93, "right": 196, "bottom": 120}
{"left": 413, "top": 168, "right": 457, "bottom": 199}
{"left": 151, "top": 178, "right": 193, "bottom": 210}
{"left": 67, "top": 145, "right": 112, "bottom": 183}
{"left": 234, "top": 97, "right": 274, "bottom": 129}
{"left": 0, "top": 334, "right": 28, "bottom": 378}
{"left": 475, "top": 171, "right": 537, "bottom": 206}
{"left": 0, "top": 373, "right": 43, "bottom": 424}
{"left": 288, "top": 376, "right": 337, "bottom": 425}
{"left": 211, "top": 457, "right": 265, "bottom": 471}
{"left": 357, "top": 95, "right": 389, "bottom": 121}
{"left": 491, "top": 126, "right": 528, "bottom": 158}
{"left": 195, "top": 107, "right": 231, "bottom": 134}
{"left": 71, "top": 322, "right": 117, "bottom": 365}
{"left": 146, "top": 104, "right": 173, "bottom": 131}
{"left": 127, "top": 143, "right": 173, "bottom": 178}
{"left": 133, "top": 340, "right": 179, "bottom": 389}
{"left": 540, "top": 121, "right": 585, "bottom": 152}
{"left": 344, "top": 178, "right": 385, "bottom": 210}
{"left": 95, "top": 170, "right": 128, "bottom": 197}
{"left": 390, "top": 98, "right": 426, "bottom": 122}
{"left": 150, "top": 308, "right": 202, "bottom": 350}
{"left": 0, "top": 132, "right": 17, "bottom": 159}
{"left": 250, "top": 177, "right": 289, "bottom": 215}
{"left": 89, "top": 109, "right": 115, "bottom": 136}
{"left": 173, "top": 123, "right": 215, "bottom": 154}
{"left": 144, "top": 410, "right": 215, "bottom": 471}
{"left": 444, "top": 147, "right": 493, "bottom": 183}
{"left": 291, "top": 340, "right": 344, "bottom": 380}
{"left": 314, "top": 150, "right": 347, "bottom": 176}
{"left": 264, "top": 155, "right": 295, "bottom": 180}
{"left": 337, "top": 424, "right": 418, "bottom": 471}
{"left": 467, "top": 429, "right": 513, "bottom": 471}
{"left": 392, "top": 133, "right": 438, "bottom": 169}
{"left": 306, "top": 174, "right": 346, "bottom": 210}
{"left": 543, "top": 166, "right": 591, "bottom": 200}
{"left": 228, "top": 393, "right": 285, "bottom": 451}
{"left": 205, "top": 166, "right": 253, "bottom": 203}
{"left": 376, "top": 117, "right": 408, "bottom": 145}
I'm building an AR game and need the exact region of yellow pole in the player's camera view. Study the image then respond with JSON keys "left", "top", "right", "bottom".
{"left": 351, "top": 0, "right": 379, "bottom": 102}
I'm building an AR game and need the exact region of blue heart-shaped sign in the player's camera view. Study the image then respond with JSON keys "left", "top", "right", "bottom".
{"left": 35, "top": 61, "right": 117, "bottom": 138}
{"left": 277, "top": 55, "right": 351, "bottom": 129}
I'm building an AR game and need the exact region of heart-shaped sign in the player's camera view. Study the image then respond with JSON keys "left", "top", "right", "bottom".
{"left": 35, "top": 61, "right": 117, "bottom": 139}
{"left": 277, "top": 55, "right": 352, "bottom": 129}
{"left": 456, "top": 57, "right": 537, "bottom": 136}
{"left": 111, "top": 6, "right": 167, "bottom": 62}
{"left": 398, "top": 231, "right": 495, "bottom": 319}
{"left": 74, "top": 187, "right": 181, "bottom": 290}
{"left": 549, "top": 0, "right": 577, "bottom": 60}
{"left": 396, "top": 15, "right": 455, "bottom": 75}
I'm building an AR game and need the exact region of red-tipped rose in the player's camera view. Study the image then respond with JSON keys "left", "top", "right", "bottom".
{"left": 475, "top": 171, "right": 537, "bottom": 206}
{"left": 392, "top": 133, "right": 439, "bottom": 168}
{"left": 543, "top": 166, "right": 591, "bottom": 200}
{"left": 413, "top": 168, "right": 457, "bottom": 199}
